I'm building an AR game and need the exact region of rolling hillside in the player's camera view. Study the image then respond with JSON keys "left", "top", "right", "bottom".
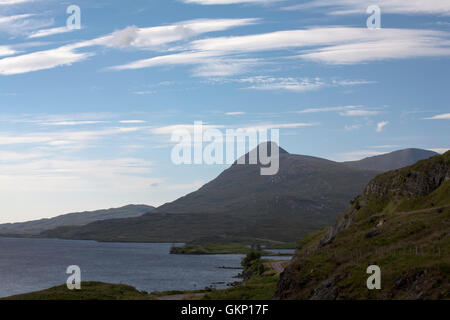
{"left": 0, "top": 205, "right": 154, "bottom": 236}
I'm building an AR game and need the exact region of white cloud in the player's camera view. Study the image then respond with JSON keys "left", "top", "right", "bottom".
{"left": 331, "top": 79, "right": 375, "bottom": 86}
{"left": 341, "top": 109, "right": 380, "bottom": 117}
{"left": 298, "top": 105, "right": 380, "bottom": 117}
{"left": 243, "top": 122, "right": 316, "bottom": 131}
{"left": 300, "top": 38, "right": 450, "bottom": 64}
{"left": 283, "top": 0, "right": 450, "bottom": 16}
{"left": 110, "top": 51, "right": 218, "bottom": 70}
{"left": 429, "top": 148, "right": 449, "bottom": 154}
{"left": 0, "top": 18, "right": 258, "bottom": 75}
{"left": 238, "top": 76, "right": 325, "bottom": 92}
{"left": 181, "top": 0, "right": 282, "bottom": 5}
{"left": 0, "top": 44, "right": 93, "bottom": 75}
{"left": 151, "top": 124, "right": 225, "bottom": 135}
{"left": 225, "top": 112, "right": 246, "bottom": 115}
{"left": 103, "top": 18, "right": 259, "bottom": 50}
{"left": 192, "top": 58, "right": 260, "bottom": 77}
{"left": 298, "top": 105, "right": 361, "bottom": 114}
{"left": 376, "top": 121, "right": 389, "bottom": 132}
{"left": 0, "top": 0, "right": 36, "bottom": 4}
{"left": 40, "top": 120, "right": 107, "bottom": 126}
{"left": 0, "top": 126, "right": 147, "bottom": 146}
{"left": 119, "top": 120, "right": 147, "bottom": 124}
{"left": 0, "top": 45, "right": 17, "bottom": 57}
{"left": 112, "top": 27, "right": 450, "bottom": 74}
{"left": 424, "top": 113, "right": 450, "bottom": 120}
{"left": 0, "top": 13, "right": 53, "bottom": 36}
{"left": 0, "top": 151, "right": 47, "bottom": 162}
{"left": 28, "top": 26, "right": 74, "bottom": 39}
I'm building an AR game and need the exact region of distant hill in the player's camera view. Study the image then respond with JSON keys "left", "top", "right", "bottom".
{"left": 275, "top": 151, "right": 450, "bottom": 299}
{"left": 0, "top": 205, "right": 154, "bottom": 236}
{"left": 41, "top": 144, "right": 378, "bottom": 243}
{"left": 344, "top": 148, "right": 438, "bottom": 171}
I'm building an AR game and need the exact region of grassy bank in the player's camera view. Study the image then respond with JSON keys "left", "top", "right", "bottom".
{"left": 1, "top": 282, "right": 154, "bottom": 300}
{"left": 170, "top": 242, "right": 295, "bottom": 255}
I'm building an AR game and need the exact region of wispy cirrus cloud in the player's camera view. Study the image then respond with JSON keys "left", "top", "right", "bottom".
{"left": 298, "top": 105, "right": 381, "bottom": 116}
{"left": 424, "top": 113, "right": 450, "bottom": 120}
{"left": 0, "top": 13, "right": 53, "bottom": 36}
{"left": 111, "top": 27, "right": 450, "bottom": 75}
{"left": 239, "top": 76, "right": 325, "bottom": 92}
{"left": 298, "top": 105, "right": 361, "bottom": 114}
{"left": 225, "top": 112, "right": 246, "bottom": 116}
{"left": 341, "top": 109, "right": 380, "bottom": 117}
{"left": 0, "top": 44, "right": 93, "bottom": 75}
{"left": 181, "top": 0, "right": 283, "bottom": 5}
{"left": 0, "top": 18, "right": 258, "bottom": 75}
{"left": 283, "top": 0, "right": 450, "bottom": 16}
{"left": 0, "top": 0, "right": 36, "bottom": 5}
{"left": 27, "top": 26, "right": 74, "bottom": 39}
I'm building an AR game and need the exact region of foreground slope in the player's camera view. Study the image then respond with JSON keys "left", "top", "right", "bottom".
{"left": 42, "top": 145, "right": 378, "bottom": 243}
{"left": 275, "top": 151, "right": 450, "bottom": 299}
{"left": 0, "top": 205, "right": 154, "bottom": 236}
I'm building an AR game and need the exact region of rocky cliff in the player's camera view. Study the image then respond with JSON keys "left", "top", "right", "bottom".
{"left": 274, "top": 151, "right": 450, "bottom": 299}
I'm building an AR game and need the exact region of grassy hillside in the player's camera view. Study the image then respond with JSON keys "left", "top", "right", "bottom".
{"left": 275, "top": 152, "right": 450, "bottom": 299}
{"left": 1, "top": 282, "right": 154, "bottom": 300}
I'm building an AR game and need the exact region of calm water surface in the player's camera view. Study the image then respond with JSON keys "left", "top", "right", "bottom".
{"left": 0, "top": 237, "right": 244, "bottom": 298}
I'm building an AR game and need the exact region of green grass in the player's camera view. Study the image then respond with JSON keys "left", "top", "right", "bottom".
{"left": 170, "top": 243, "right": 254, "bottom": 254}
{"left": 170, "top": 242, "right": 294, "bottom": 255}
{"left": 202, "top": 275, "right": 279, "bottom": 300}
{"left": 1, "top": 282, "right": 154, "bottom": 300}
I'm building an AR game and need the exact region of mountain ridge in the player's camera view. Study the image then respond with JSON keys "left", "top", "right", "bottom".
{"left": 38, "top": 146, "right": 438, "bottom": 244}
{"left": 344, "top": 148, "right": 438, "bottom": 171}
{"left": 0, "top": 204, "right": 154, "bottom": 236}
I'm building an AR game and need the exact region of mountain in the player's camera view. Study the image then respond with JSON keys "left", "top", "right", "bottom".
{"left": 0, "top": 204, "right": 154, "bottom": 236}
{"left": 344, "top": 148, "right": 438, "bottom": 171}
{"left": 275, "top": 151, "right": 450, "bottom": 299}
{"left": 41, "top": 144, "right": 379, "bottom": 243}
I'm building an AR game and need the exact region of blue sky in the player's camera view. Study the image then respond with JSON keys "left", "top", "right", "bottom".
{"left": 0, "top": 0, "right": 449, "bottom": 222}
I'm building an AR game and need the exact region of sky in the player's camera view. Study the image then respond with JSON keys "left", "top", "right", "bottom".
{"left": 0, "top": 0, "right": 449, "bottom": 223}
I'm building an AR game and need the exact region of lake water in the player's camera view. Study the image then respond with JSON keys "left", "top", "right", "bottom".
{"left": 262, "top": 249, "right": 295, "bottom": 261}
{"left": 0, "top": 237, "right": 244, "bottom": 298}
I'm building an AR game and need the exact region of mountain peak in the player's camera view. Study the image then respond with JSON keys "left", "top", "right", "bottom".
{"left": 254, "top": 141, "right": 289, "bottom": 155}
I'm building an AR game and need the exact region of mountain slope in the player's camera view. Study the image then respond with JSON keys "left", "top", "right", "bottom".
{"left": 0, "top": 205, "right": 154, "bottom": 236}
{"left": 275, "top": 151, "right": 450, "bottom": 299}
{"left": 344, "top": 148, "right": 438, "bottom": 171}
{"left": 41, "top": 145, "right": 378, "bottom": 243}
